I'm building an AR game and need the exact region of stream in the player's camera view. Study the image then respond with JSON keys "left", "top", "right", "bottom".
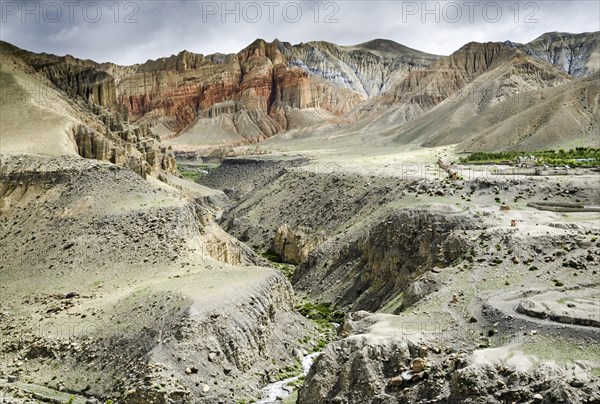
{"left": 256, "top": 352, "right": 321, "bottom": 403}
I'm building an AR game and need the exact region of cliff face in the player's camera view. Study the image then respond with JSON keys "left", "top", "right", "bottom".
{"left": 73, "top": 122, "right": 177, "bottom": 178}
{"left": 113, "top": 52, "right": 237, "bottom": 133}
{"left": 15, "top": 49, "right": 118, "bottom": 109}
{"left": 73, "top": 38, "right": 436, "bottom": 147}
{"left": 273, "top": 224, "right": 326, "bottom": 264}
{"left": 288, "top": 39, "right": 439, "bottom": 97}
{"left": 0, "top": 41, "right": 177, "bottom": 178}
{"left": 293, "top": 209, "right": 471, "bottom": 311}
{"left": 507, "top": 31, "right": 600, "bottom": 77}
{"left": 109, "top": 39, "right": 371, "bottom": 143}
{"left": 298, "top": 310, "right": 597, "bottom": 404}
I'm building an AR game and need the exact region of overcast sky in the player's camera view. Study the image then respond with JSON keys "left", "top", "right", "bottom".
{"left": 1, "top": 0, "right": 599, "bottom": 65}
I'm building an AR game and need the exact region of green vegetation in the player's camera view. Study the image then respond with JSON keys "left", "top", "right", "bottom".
{"left": 275, "top": 360, "right": 303, "bottom": 381}
{"left": 459, "top": 148, "right": 600, "bottom": 167}
{"left": 522, "top": 335, "right": 600, "bottom": 366}
{"left": 288, "top": 376, "right": 305, "bottom": 389}
{"left": 296, "top": 300, "right": 344, "bottom": 352}
{"left": 261, "top": 250, "right": 279, "bottom": 261}
{"left": 177, "top": 163, "right": 220, "bottom": 182}
{"left": 296, "top": 301, "right": 345, "bottom": 324}
{"left": 179, "top": 170, "right": 201, "bottom": 182}
{"left": 258, "top": 250, "right": 296, "bottom": 279}
{"left": 260, "top": 251, "right": 296, "bottom": 279}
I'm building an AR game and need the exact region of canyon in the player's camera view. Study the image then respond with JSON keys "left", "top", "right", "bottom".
{"left": 0, "top": 30, "right": 599, "bottom": 404}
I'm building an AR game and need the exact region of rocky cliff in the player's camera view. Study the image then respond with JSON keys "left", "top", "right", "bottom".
{"left": 14, "top": 46, "right": 118, "bottom": 109}
{"left": 108, "top": 39, "right": 377, "bottom": 145}
{"left": 112, "top": 33, "right": 597, "bottom": 151}
{"left": 293, "top": 208, "right": 472, "bottom": 311}
{"left": 299, "top": 311, "right": 600, "bottom": 404}
{"left": 288, "top": 39, "right": 439, "bottom": 97}
{"left": 273, "top": 224, "right": 326, "bottom": 264}
{"left": 0, "top": 41, "right": 177, "bottom": 178}
{"left": 72, "top": 121, "right": 177, "bottom": 178}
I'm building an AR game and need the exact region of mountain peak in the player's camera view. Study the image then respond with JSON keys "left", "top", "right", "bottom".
{"left": 348, "top": 38, "right": 439, "bottom": 58}
{"left": 530, "top": 31, "right": 599, "bottom": 42}
{"left": 516, "top": 31, "right": 599, "bottom": 76}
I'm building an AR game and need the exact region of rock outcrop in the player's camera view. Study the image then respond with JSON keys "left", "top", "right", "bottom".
{"left": 299, "top": 312, "right": 600, "bottom": 404}
{"left": 15, "top": 47, "right": 119, "bottom": 109}
{"left": 293, "top": 208, "right": 472, "bottom": 311}
{"left": 73, "top": 121, "right": 177, "bottom": 178}
{"left": 273, "top": 224, "right": 326, "bottom": 264}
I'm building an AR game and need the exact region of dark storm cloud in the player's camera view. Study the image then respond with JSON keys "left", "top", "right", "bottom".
{"left": 1, "top": 0, "right": 598, "bottom": 64}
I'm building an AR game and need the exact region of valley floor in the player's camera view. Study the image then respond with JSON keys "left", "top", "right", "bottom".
{"left": 199, "top": 145, "right": 600, "bottom": 403}
{"left": 1, "top": 147, "right": 599, "bottom": 403}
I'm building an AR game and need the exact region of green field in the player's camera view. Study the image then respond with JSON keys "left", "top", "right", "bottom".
{"left": 459, "top": 148, "right": 600, "bottom": 167}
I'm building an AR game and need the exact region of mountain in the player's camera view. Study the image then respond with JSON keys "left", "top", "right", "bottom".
{"left": 266, "top": 40, "right": 597, "bottom": 152}
{"left": 0, "top": 41, "right": 176, "bottom": 177}
{"left": 387, "top": 42, "right": 598, "bottom": 151}
{"left": 288, "top": 39, "right": 438, "bottom": 97}
{"left": 105, "top": 38, "right": 439, "bottom": 147}
{"left": 506, "top": 31, "right": 600, "bottom": 77}
{"left": 0, "top": 38, "right": 439, "bottom": 148}
{"left": 1, "top": 32, "right": 597, "bottom": 154}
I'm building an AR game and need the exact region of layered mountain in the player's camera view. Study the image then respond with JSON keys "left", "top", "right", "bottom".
{"left": 506, "top": 31, "right": 600, "bottom": 77}
{"left": 287, "top": 39, "right": 438, "bottom": 97}
{"left": 104, "top": 38, "right": 438, "bottom": 147}
{"left": 0, "top": 41, "right": 176, "bottom": 178}
{"left": 267, "top": 37, "right": 599, "bottom": 152}
{"left": 1, "top": 31, "right": 598, "bottom": 154}
{"left": 1, "top": 38, "right": 439, "bottom": 148}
